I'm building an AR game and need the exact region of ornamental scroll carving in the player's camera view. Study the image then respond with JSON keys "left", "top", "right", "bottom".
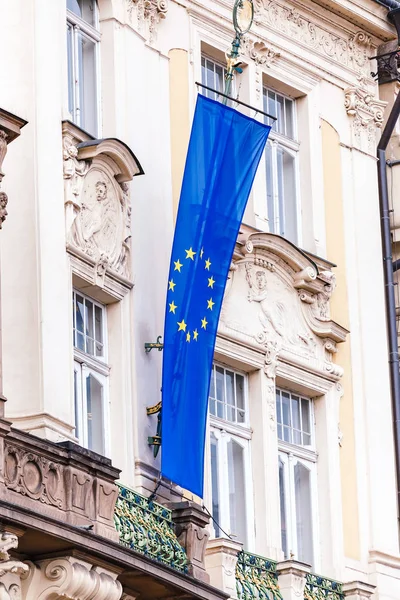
{"left": 253, "top": 0, "right": 374, "bottom": 75}
{"left": 127, "top": 0, "right": 168, "bottom": 42}
{"left": 21, "top": 556, "right": 122, "bottom": 600}
{"left": 62, "top": 122, "right": 142, "bottom": 287}
{"left": 344, "top": 76, "right": 387, "bottom": 153}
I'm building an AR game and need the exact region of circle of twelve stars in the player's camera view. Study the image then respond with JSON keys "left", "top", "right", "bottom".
{"left": 168, "top": 247, "right": 215, "bottom": 343}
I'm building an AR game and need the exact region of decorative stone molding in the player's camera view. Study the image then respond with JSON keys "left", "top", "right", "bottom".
{"left": 344, "top": 77, "right": 387, "bottom": 154}
{"left": 0, "top": 424, "right": 121, "bottom": 541}
{"left": 253, "top": 0, "right": 374, "bottom": 76}
{"left": 62, "top": 121, "right": 143, "bottom": 297}
{"left": 169, "top": 501, "right": 210, "bottom": 583}
{"left": 276, "top": 560, "right": 310, "bottom": 600}
{"left": 242, "top": 39, "right": 279, "bottom": 99}
{"left": 0, "top": 531, "right": 28, "bottom": 600}
{"left": 127, "top": 0, "right": 168, "bottom": 43}
{"left": 219, "top": 233, "right": 347, "bottom": 383}
{"left": 0, "top": 109, "right": 27, "bottom": 230}
{"left": 205, "top": 538, "right": 242, "bottom": 599}
{"left": 342, "top": 580, "right": 376, "bottom": 600}
{"left": 21, "top": 555, "right": 122, "bottom": 600}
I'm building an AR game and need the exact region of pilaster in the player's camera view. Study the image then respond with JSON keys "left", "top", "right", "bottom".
{"left": 205, "top": 538, "right": 243, "bottom": 599}
{"left": 276, "top": 560, "right": 311, "bottom": 600}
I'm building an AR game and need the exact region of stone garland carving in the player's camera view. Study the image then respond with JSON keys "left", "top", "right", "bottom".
{"left": 127, "top": 0, "right": 168, "bottom": 43}
{"left": 344, "top": 76, "right": 387, "bottom": 154}
{"left": 63, "top": 139, "right": 133, "bottom": 281}
{"left": 253, "top": 0, "right": 373, "bottom": 76}
{"left": 4, "top": 445, "right": 63, "bottom": 508}
{"left": 242, "top": 38, "right": 280, "bottom": 100}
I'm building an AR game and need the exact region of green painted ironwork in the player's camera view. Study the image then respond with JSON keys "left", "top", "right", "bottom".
{"left": 304, "top": 573, "right": 344, "bottom": 600}
{"left": 114, "top": 484, "right": 188, "bottom": 573}
{"left": 236, "top": 550, "right": 283, "bottom": 600}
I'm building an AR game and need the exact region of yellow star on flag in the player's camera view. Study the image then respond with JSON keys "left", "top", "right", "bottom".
{"left": 208, "top": 276, "right": 215, "bottom": 288}
{"left": 185, "top": 247, "right": 196, "bottom": 260}
{"left": 207, "top": 298, "right": 215, "bottom": 311}
{"left": 193, "top": 329, "right": 199, "bottom": 341}
{"left": 200, "top": 248, "right": 204, "bottom": 259}
{"left": 169, "top": 301, "right": 177, "bottom": 314}
{"left": 205, "top": 258, "right": 211, "bottom": 270}
{"left": 174, "top": 259, "right": 183, "bottom": 272}
{"left": 186, "top": 331, "right": 191, "bottom": 342}
{"left": 201, "top": 317, "right": 208, "bottom": 330}
{"left": 177, "top": 319, "right": 187, "bottom": 332}
{"left": 168, "top": 279, "right": 176, "bottom": 291}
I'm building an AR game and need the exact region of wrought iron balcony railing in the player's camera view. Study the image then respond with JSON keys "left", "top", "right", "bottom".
{"left": 304, "top": 572, "right": 344, "bottom": 600}
{"left": 236, "top": 550, "right": 283, "bottom": 600}
{"left": 114, "top": 484, "right": 188, "bottom": 573}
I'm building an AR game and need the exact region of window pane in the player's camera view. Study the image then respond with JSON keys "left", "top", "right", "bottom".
{"left": 226, "top": 370, "right": 235, "bottom": 422}
{"left": 86, "top": 373, "right": 104, "bottom": 455}
{"left": 95, "top": 305, "right": 103, "bottom": 357}
{"left": 67, "top": 0, "right": 82, "bottom": 17}
{"left": 291, "top": 395, "right": 301, "bottom": 445}
{"left": 227, "top": 440, "right": 247, "bottom": 546}
{"left": 74, "top": 369, "right": 80, "bottom": 440}
{"left": 78, "top": 0, "right": 97, "bottom": 26}
{"left": 85, "top": 299, "right": 94, "bottom": 355}
{"left": 215, "top": 366, "right": 225, "bottom": 418}
{"left": 236, "top": 374, "right": 245, "bottom": 423}
{"left": 75, "top": 294, "right": 84, "bottom": 333}
{"left": 282, "top": 392, "right": 290, "bottom": 427}
{"left": 282, "top": 149, "right": 297, "bottom": 244}
{"left": 279, "top": 457, "right": 288, "bottom": 558}
{"left": 301, "top": 398, "right": 311, "bottom": 434}
{"left": 277, "top": 147, "right": 286, "bottom": 237}
{"left": 67, "top": 24, "right": 74, "bottom": 116}
{"left": 294, "top": 462, "right": 314, "bottom": 566}
{"left": 265, "top": 141, "right": 276, "bottom": 233}
{"left": 276, "top": 94, "right": 285, "bottom": 134}
{"left": 285, "top": 98, "right": 294, "bottom": 138}
{"left": 210, "top": 433, "right": 220, "bottom": 537}
{"left": 268, "top": 91, "right": 277, "bottom": 132}
{"left": 78, "top": 31, "right": 98, "bottom": 135}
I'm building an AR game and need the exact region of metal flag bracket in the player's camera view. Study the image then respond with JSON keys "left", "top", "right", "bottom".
{"left": 147, "top": 401, "right": 162, "bottom": 458}
{"left": 144, "top": 336, "right": 164, "bottom": 353}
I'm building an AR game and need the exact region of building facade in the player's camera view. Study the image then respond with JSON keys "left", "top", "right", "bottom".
{"left": 0, "top": 0, "right": 399, "bottom": 599}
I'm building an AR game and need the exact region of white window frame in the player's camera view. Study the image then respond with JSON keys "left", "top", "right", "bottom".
{"left": 277, "top": 388, "right": 319, "bottom": 567}
{"left": 67, "top": 1, "right": 101, "bottom": 135}
{"left": 208, "top": 363, "right": 254, "bottom": 549}
{"left": 73, "top": 289, "right": 110, "bottom": 456}
{"left": 263, "top": 87, "right": 301, "bottom": 245}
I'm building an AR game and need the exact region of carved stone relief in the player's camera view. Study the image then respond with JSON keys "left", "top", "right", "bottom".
{"left": 219, "top": 233, "right": 347, "bottom": 381}
{"left": 0, "top": 110, "right": 27, "bottom": 230}
{"left": 127, "top": 0, "right": 168, "bottom": 43}
{"left": 345, "top": 76, "right": 387, "bottom": 154}
{"left": 253, "top": 0, "right": 374, "bottom": 76}
{"left": 242, "top": 39, "right": 280, "bottom": 99}
{"left": 62, "top": 122, "right": 142, "bottom": 290}
{"left": 0, "top": 532, "right": 28, "bottom": 600}
{"left": 21, "top": 556, "right": 122, "bottom": 600}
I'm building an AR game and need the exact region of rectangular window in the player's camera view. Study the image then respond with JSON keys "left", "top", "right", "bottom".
{"left": 208, "top": 364, "right": 251, "bottom": 548}
{"left": 276, "top": 388, "right": 317, "bottom": 567}
{"left": 67, "top": 0, "right": 100, "bottom": 135}
{"left": 263, "top": 87, "right": 299, "bottom": 244}
{"left": 201, "top": 55, "right": 228, "bottom": 101}
{"left": 73, "top": 289, "right": 109, "bottom": 455}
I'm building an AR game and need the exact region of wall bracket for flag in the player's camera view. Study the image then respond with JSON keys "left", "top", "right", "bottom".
{"left": 147, "top": 401, "right": 162, "bottom": 457}
{"left": 144, "top": 336, "right": 164, "bottom": 353}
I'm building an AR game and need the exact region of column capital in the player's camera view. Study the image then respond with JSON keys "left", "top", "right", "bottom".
{"left": 277, "top": 559, "right": 311, "bottom": 600}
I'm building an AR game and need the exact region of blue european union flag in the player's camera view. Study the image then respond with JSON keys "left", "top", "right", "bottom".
{"left": 161, "top": 94, "right": 271, "bottom": 497}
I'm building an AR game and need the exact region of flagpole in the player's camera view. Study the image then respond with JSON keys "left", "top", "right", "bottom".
{"left": 223, "top": 0, "right": 254, "bottom": 104}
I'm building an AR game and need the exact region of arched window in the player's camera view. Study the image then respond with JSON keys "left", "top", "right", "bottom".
{"left": 66, "top": 0, "right": 100, "bottom": 135}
